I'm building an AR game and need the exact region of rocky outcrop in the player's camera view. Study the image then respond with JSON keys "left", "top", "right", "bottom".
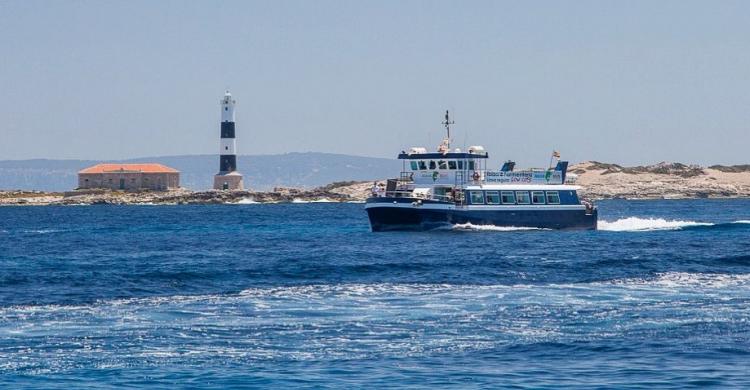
{"left": 0, "top": 187, "right": 359, "bottom": 206}
{"left": 571, "top": 161, "right": 750, "bottom": 199}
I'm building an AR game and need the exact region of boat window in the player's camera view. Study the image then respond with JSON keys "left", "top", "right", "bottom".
{"left": 546, "top": 191, "right": 560, "bottom": 204}
{"left": 468, "top": 161, "right": 475, "bottom": 170}
{"left": 531, "top": 191, "right": 546, "bottom": 204}
{"left": 457, "top": 160, "right": 464, "bottom": 170}
{"left": 470, "top": 191, "right": 485, "bottom": 204}
{"left": 485, "top": 191, "right": 500, "bottom": 204}
{"left": 429, "top": 161, "right": 436, "bottom": 170}
{"left": 418, "top": 161, "right": 427, "bottom": 170}
{"left": 501, "top": 191, "right": 516, "bottom": 204}
{"left": 448, "top": 161, "right": 457, "bottom": 170}
{"left": 438, "top": 160, "right": 448, "bottom": 169}
{"left": 410, "top": 161, "right": 418, "bottom": 170}
{"left": 516, "top": 191, "right": 530, "bottom": 204}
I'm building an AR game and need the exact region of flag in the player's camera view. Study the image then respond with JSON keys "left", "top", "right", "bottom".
{"left": 552, "top": 150, "right": 561, "bottom": 159}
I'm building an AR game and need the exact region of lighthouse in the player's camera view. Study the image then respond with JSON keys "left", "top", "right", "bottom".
{"left": 213, "top": 90, "right": 244, "bottom": 190}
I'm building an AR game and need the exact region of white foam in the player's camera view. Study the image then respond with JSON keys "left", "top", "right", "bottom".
{"left": 733, "top": 220, "right": 750, "bottom": 224}
{"left": 598, "top": 217, "right": 713, "bottom": 232}
{"left": 291, "top": 198, "right": 337, "bottom": 203}
{"left": 452, "top": 223, "right": 545, "bottom": 232}
{"left": 609, "top": 272, "right": 750, "bottom": 289}
{"left": 22, "top": 229, "right": 63, "bottom": 234}
{"left": 309, "top": 198, "right": 335, "bottom": 203}
{"left": 234, "top": 197, "right": 259, "bottom": 204}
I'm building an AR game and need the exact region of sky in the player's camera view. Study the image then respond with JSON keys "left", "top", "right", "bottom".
{"left": 1, "top": 0, "right": 749, "bottom": 167}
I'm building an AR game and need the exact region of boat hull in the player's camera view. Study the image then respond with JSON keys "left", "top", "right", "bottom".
{"left": 365, "top": 197, "right": 598, "bottom": 231}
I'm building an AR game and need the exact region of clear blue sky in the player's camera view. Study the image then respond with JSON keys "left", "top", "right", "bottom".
{"left": 1, "top": 0, "right": 749, "bottom": 167}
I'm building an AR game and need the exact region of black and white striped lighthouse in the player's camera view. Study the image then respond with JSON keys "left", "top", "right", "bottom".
{"left": 213, "top": 90, "right": 244, "bottom": 190}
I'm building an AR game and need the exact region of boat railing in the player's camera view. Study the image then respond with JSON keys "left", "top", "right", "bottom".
{"left": 384, "top": 190, "right": 415, "bottom": 198}
{"left": 381, "top": 190, "right": 457, "bottom": 203}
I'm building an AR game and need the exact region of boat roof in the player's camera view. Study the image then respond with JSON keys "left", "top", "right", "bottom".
{"left": 398, "top": 152, "right": 489, "bottom": 160}
{"left": 463, "top": 184, "right": 581, "bottom": 191}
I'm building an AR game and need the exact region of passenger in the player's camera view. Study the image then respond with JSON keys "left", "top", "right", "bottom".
{"left": 376, "top": 183, "right": 386, "bottom": 197}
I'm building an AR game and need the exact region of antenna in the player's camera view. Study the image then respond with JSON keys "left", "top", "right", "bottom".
{"left": 442, "top": 110, "right": 454, "bottom": 140}
{"left": 438, "top": 110, "right": 455, "bottom": 153}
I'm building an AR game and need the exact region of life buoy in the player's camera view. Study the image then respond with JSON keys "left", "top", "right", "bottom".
{"left": 472, "top": 171, "right": 480, "bottom": 181}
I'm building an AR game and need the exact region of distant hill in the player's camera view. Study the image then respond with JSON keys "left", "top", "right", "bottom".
{"left": 0, "top": 153, "right": 401, "bottom": 191}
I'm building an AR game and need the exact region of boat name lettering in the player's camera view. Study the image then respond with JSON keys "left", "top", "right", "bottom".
{"left": 484, "top": 171, "right": 563, "bottom": 184}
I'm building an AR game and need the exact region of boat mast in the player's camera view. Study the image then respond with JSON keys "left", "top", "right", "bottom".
{"left": 439, "top": 110, "right": 454, "bottom": 153}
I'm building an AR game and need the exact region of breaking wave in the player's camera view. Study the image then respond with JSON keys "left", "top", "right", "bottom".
{"left": 606, "top": 272, "right": 750, "bottom": 289}
{"left": 234, "top": 197, "right": 259, "bottom": 204}
{"left": 292, "top": 198, "right": 337, "bottom": 203}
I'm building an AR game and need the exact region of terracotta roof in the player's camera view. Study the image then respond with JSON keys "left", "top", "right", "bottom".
{"left": 79, "top": 163, "right": 179, "bottom": 174}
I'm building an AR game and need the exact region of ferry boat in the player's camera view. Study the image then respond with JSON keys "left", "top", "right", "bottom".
{"left": 365, "top": 111, "right": 597, "bottom": 231}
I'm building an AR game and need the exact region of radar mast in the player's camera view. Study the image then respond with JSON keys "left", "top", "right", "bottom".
{"left": 438, "top": 110, "right": 454, "bottom": 153}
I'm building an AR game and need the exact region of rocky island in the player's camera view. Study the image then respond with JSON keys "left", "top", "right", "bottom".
{"left": 0, "top": 182, "right": 364, "bottom": 206}
{"left": 571, "top": 162, "right": 750, "bottom": 199}
{"left": 1, "top": 162, "right": 750, "bottom": 206}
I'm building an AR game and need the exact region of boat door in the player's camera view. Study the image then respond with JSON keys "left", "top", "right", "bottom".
{"left": 119, "top": 178, "right": 125, "bottom": 190}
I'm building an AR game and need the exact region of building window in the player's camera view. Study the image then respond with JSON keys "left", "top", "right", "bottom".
{"left": 485, "top": 191, "right": 500, "bottom": 204}
{"left": 546, "top": 191, "right": 561, "bottom": 204}
{"left": 516, "top": 191, "right": 530, "bottom": 204}
{"left": 225, "top": 146, "right": 228, "bottom": 150}
{"left": 225, "top": 107, "right": 228, "bottom": 111}
{"left": 470, "top": 191, "right": 484, "bottom": 204}
{"left": 501, "top": 191, "right": 516, "bottom": 204}
{"left": 531, "top": 191, "right": 546, "bottom": 204}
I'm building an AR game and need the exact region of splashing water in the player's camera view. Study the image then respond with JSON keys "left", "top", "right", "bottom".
{"left": 452, "top": 223, "right": 547, "bottom": 232}
{"left": 597, "top": 217, "right": 714, "bottom": 231}
{"left": 234, "top": 197, "right": 259, "bottom": 204}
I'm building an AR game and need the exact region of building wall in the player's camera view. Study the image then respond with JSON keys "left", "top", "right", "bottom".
{"left": 78, "top": 172, "right": 179, "bottom": 191}
{"left": 213, "top": 174, "right": 243, "bottom": 190}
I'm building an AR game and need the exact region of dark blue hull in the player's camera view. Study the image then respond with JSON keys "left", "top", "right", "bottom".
{"left": 366, "top": 197, "right": 597, "bottom": 231}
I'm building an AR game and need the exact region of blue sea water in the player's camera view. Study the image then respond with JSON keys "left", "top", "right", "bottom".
{"left": 1, "top": 199, "right": 749, "bottom": 388}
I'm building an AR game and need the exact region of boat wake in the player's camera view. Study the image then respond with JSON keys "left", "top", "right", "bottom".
{"left": 452, "top": 223, "right": 547, "bottom": 232}
{"left": 447, "top": 218, "right": 749, "bottom": 233}
{"left": 598, "top": 217, "right": 750, "bottom": 232}
{"left": 598, "top": 217, "right": 713, "bottom": 231}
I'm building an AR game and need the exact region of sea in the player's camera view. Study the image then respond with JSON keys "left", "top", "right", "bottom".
{"left": 1, "top": 199, "right": 749, "bottom": 388}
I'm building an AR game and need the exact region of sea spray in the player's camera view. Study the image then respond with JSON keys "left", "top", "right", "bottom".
{"left": 597, "top": 217, "right": 713, "bottom": 231}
